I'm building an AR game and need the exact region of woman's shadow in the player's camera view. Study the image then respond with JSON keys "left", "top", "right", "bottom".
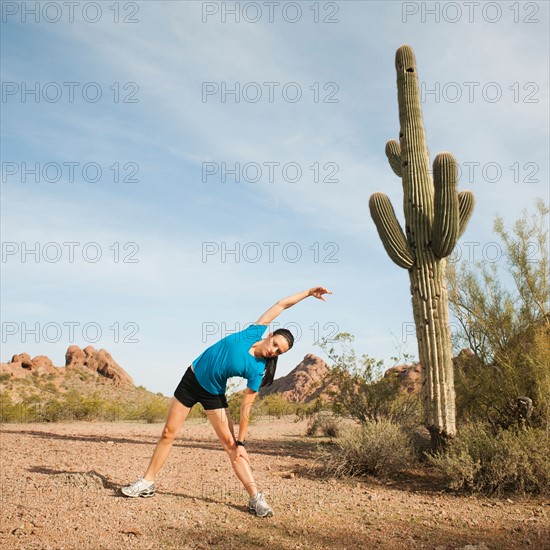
{"left": 28, "top": 465, "right": 248, "bottom": 512}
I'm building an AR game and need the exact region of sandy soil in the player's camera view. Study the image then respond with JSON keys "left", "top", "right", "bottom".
{"left": 1, "top": 417, "right": 548, "bottom": 550}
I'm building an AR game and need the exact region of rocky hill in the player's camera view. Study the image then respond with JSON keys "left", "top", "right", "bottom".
{"left": 258, "top": 352, "right": 431, "bottom": 403}
{"left": 382, "top": 349, "right": 484, "bottom": 395}
{"left": 259, "top": 353, "right": 339, "bottom": 403}
{"left": 383, "top": 362, "right": 422, "bottom": 394}
{"left": 0, "top": 345, "right": 175, "bottom": 423}
{"left": 0, "top": 345, "right": 138, "bottom": 405}
{"left": 3, "top": 345, "right": 133, "bottom": 385}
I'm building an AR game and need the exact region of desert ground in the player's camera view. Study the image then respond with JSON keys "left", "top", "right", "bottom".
{"left": 1, "top": 416, "right": 548, "bottom": 550}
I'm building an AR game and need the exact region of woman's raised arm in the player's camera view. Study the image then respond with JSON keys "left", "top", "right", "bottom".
{"left": 255, "top": 286, "right": 332, "bottom": 325}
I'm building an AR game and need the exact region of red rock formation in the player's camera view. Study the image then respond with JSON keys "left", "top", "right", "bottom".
{"left": 1, "top": 361, "right": 29, "bottom": 379}
{"left": 65, "top": 345, "right": 86, "bottom": 368}
{"left": 30, "top": 355, "right": 59, "bottom": 376}
{"left": 84, "top": 348, "right": 134, "bottom": 387}
{"left": 2, "top": 346, "right": 133, "bottom": 387}
{"left": 3, "top": 353, "right": 59, "bottom": 377}
{"left": 83, "top": 345, "right": 96, "bottom": 357}
{"left": 31, "top": 355, "right": 53, "bottom": 368}
{"left": 11, "top": 353, "right": 33, "bottom": 369}
{"left": 259, "top": 354, "right": 338, "bottom": 403}
{"left": 382, "top": 349, "right": 481, "bottom": 396}
{"left": 384, "top": 363, "right": 423, "bottom": 394}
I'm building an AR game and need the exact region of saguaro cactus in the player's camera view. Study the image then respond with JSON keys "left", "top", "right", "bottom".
{"left": 369, "top": 45, "right": 475, "bottom": 449}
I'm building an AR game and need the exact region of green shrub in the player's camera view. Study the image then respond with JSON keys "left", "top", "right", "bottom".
{"left": 454, "top": 325, "right": 550, "bottom": 430}
{"left": 0, "top": 392, "right": 50, "bottom": 423}
{"left": 104, "top": 400, "right": 147, "bottom": 422}
{"left": 140, "top": 395, "right": 171, "bottom": 423}
{"left": 1, "top": 393, "right": 27, "bottom": 422}
{"left": 295, "top": 397, "right": 330, "bottom": 422}
{"left": 305, "top": 413, "right": 341, "bottom": 438}
{"left": 39, "top": 398, "right": 67, "bottom": 422}
{"left": 227, "top": 391, "right": 259, "bottom": 424}
{"left": 428, "top": 423, "right": 550, "bottom": 495}
{"left": 316, "top": 333, "right": 421, "bottom": 427}
{"left": 318, "top": 419, "right": 415, "bottom": 478}
{"left": 186, "top": 403, "right": 207, "bottom": 420}
{"left": 448, "top": 201, "right": 550, "bottom": 431}
{"left": 1, "top": 386, "right": 203, "bottom": 424}
{"left": 259, "top": 393, "right": 295, "bottom": 419}
{"left": 320, "top": 417, "right": 340, "bottom": 438}
{"left": 42, "top": 382, "right": 59, "bottom": 395}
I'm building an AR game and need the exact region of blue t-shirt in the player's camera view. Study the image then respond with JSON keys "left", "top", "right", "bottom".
{"left": 192, "top": 324, "right": 267, "bottom": 394}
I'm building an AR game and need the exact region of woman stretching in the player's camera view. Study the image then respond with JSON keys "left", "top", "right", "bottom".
{"left": 121, "top": 286, "right": 332, "bottom": 517}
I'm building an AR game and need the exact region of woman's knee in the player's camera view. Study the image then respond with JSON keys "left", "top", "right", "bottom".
{"left": 160, "top": 398, "right": 189, "bottom": 441}
{"left": 161, "top": 425, "right": 179, "bottom": 441}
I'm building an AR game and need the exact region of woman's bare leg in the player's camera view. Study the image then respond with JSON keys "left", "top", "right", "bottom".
{"left": 207, "top": 407, "right": 258, "bottom": 497}
{"left": 143, "top": 397, "right": 192, "bottom": 481}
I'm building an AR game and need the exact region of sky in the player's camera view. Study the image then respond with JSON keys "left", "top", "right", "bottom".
{"left": 1, "top": 0, "right": 549, "bottom": 395}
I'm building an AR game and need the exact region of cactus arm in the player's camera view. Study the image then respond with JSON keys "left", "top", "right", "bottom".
{"left": 385, "top": 140, "right": 402, "bottom": 177}
{"left": 369, "top": 192, "right": 415, "bottom": 269}
{"left": 457, "top": 191, "right": 475, "bottom": 239}
{"left": 432, "top": 152, "right": 459, "bottom": 258}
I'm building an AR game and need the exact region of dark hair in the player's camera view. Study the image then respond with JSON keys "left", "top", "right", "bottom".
{"left": 259, "top": 328, "right": 294, "bottom": 388}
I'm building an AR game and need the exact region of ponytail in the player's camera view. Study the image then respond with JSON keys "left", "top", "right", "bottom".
{"left": 259, "top": 328, "right": 294, "bottom": 388}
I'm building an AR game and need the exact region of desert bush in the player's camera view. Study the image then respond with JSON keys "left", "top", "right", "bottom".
{"left": 102, "top": 397, "right": 176, "bottom": 423}
{"left": 0, "top": 393, "right": 13, "bottom": 422}
{"left": 316, "top": 333, "right": 422, "bottom": 427}
{"left": 38, "top": 398, "right": 67, "bottom": 422}
{"left": 227, "top": 391, "right": 243, "bottom": 421}
{"left": 42, "top": 382, "right": 59, "bottom": 395}
{"left": 0, "top": 392, "right": 60, "bottom": 422}
{"left": 294, "top": 397, "right": 330, "bottom": 422}
{"left": 318, "top": 419, "right": 415, "bottom": 478}
{"left": 454, "top": 324, "right": 550, "bottom": 430}
{"left": 427, "top": 423, "right": 550, "bottom": 495}
{"left": 226, "top": 391, "right": 260, "bottom": 424}
{"left": 139, "top": 395, "right": 171, "bottom": 423}
{"left": 320, "top": 417, "right": 340, "bottom": 438}
{"left": 448, "top": 200, "right": 549, "bottom": 430}
{"left": 259, "top": 393, "right": 296, "bottom": 419}
{"left": 69, "top": 391, "right": 106, "bottom": 420}
{"left": 0, "top": 384, "right": 205, "bottom": 424}
{"left": 305, "top": 418, "right": 318, "bottom": 436}
{"left": 305, "top": 413, "right": 341, "bottom": 438}
{"left": 186, "top": 403, "right": 207, "bottom": 420}
{"left": 0, "top": 393, "right": 31, "bottom": 422}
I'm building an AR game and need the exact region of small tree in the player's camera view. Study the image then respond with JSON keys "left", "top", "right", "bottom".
{"left": 317, "top": 333, "right": 420, "bottom": 426}
{"left": 447, "top": 199, "right": 550, "bottom": 429}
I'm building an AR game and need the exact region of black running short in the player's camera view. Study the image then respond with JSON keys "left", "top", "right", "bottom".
{"left": 174, "top": 366, "right": 229, "bottom": 410}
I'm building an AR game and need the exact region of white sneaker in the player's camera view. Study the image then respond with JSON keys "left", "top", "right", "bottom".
{"left": 248, "top": 492, "right": 273, "bottom": 517}
{"left": 120, "top": 477, "right": 155, "bottom": 498}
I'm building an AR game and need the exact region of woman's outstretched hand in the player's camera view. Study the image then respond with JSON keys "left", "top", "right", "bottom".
{"left": 309, "top": 287, "right": 333, "bottom": 301}
{"left": 257, "top": 287, "right": 333, "bottom": 325}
